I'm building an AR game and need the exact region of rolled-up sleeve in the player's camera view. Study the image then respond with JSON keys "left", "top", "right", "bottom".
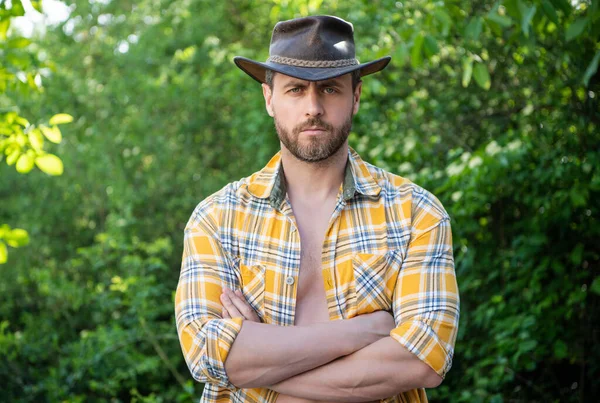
{"left": 175, "top": 209, "right": 243, "bottom": 390}
{"left": 390, "top": 194, "right": 460, "bottom": 379}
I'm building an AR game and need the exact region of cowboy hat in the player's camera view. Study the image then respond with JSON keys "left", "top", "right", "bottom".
{"left": 233, "top": 15, "right": 391, "bottom": 83}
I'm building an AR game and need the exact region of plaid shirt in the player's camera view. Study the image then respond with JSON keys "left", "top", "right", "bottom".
{"left": 175, "top": 147, "right": 459, "bottom": 403}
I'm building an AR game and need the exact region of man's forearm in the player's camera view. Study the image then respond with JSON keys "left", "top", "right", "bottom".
{"left": 224, "top": 314, "right": 391, "bottom": 388}
{"left": 268, "top": 336, "right": 443, "bottom": 402}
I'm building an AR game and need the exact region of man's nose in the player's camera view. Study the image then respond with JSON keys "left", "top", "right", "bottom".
{"left": 304, "top": 87, "right": 324, "bottom": 117}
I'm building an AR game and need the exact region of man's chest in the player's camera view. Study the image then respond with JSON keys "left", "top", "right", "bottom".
{"left": 229, "top": 198, "right": 410, "bottom": 325}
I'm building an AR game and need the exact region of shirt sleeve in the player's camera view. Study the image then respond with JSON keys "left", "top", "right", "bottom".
{"left": 390, "top": 191, "right": 460, "bottom": 379}
{"left": 174, "top": 207, "right": 243, "bottom": 390}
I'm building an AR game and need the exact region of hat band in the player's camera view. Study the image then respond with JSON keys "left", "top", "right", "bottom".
{"left": 267, "top": 55, "right": 359, "bottom": 68}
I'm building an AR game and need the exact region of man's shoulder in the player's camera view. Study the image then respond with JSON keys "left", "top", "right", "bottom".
{"left": 185, "top": 175, "right": 257, "bottom": 230}
{"left": 365, "top": 160, "right": 449, "bottom": 221}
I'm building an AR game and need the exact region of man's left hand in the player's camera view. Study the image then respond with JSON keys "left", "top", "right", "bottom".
{"left": 220, "top": 287, "right": 261, "bottom": 322}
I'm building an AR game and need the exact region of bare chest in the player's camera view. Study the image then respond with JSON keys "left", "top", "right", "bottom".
{"left": 291, "top": 201, "right": 337, "bottom": 326}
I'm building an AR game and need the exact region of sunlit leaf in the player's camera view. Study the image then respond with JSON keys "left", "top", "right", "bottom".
{"left": 0, "top": 242, "right": 6, "bottom": 264}
{"left": 462, "top": 57, "right": 473, "bottom": 87}
{"left": 49, "top": 113, "right": 74, "bottom": 125}
{"left": 473, "top": 63, "right": 491, "bottom": 90}
{"left": 28, "top": 129, "right": 44, "bottom": 151}
{"left": 40, "top": 125, "right": 62, "bottom": 143}
{"left": 8, "top": 37, "right": 31, "bottom": 48}
{"left": 566, "top": 17, "right": 589, "bottom": 42}
{"left": 5, "top": 228, "right": 29, "bottom": 248}
{"left": 30, "top": 0, "right": 43, "bottom": 13}
{"left": 16, "top": 153, "right": 35, "bottom": 173}
{"left": 0, "top": 20, "right": 9, "bottom": 41}
{"left": 6, "top": 149, "right": 21, "bottom": 166}
{"left": 35, "top": 154, "right": 64, "bottom": 175}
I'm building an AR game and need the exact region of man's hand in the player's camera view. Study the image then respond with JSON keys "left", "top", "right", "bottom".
{"left": 220, "top": 287, "right": 261, "bottom": 322}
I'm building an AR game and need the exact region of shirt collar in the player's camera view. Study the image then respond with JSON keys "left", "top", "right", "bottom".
{"left": 246, "top": 147, "right": 381, "bottom": 208}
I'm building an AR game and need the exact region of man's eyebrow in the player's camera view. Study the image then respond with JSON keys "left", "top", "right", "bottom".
{"left": 316, "top": 79, "right": 345, "bottom": 87}
{"left": 282, "top": 80, "right": 309, "bottom": 89}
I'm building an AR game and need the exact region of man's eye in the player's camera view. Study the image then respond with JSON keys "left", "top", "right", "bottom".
{"left": 289, "top": 88, "right": 301, "bottom": 93}
{"left": 323, "top": 87, "right": 336, "bottom": 94}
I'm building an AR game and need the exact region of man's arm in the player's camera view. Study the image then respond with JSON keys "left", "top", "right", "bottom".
{"left": 220, "top": 287, "right": 395, "bottom": 388}
{"left": 176, "top": 211, "right": 395, "bottom": 390}
{"left": 268, "top": 337, "right": 441, "bottom": 402}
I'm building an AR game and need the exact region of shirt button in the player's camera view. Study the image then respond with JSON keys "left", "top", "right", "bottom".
{"left": 285, "top": 276, "right": 295, "bottom": 285}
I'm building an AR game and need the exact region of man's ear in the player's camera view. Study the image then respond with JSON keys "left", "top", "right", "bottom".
{"left": 352, "top": 81, "right": 362, "bottom": 115}
{"left": 262, "top": 83, "right": 274, "bottom": 117}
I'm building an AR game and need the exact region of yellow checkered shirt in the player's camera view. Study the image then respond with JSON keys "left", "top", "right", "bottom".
{"left": 175, "top": 147, "right": 460, "bottom": 402}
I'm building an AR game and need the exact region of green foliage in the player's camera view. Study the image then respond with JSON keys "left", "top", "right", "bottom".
{"left": 1, "top": 0, "right": 598, "bottom": 401}
{"left": 0, "top": 0, "right": 71, "bottom": 263}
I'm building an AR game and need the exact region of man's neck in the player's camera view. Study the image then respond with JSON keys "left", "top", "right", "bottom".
{"left": 280, "top": 143, "right": 348, "bottom": 204}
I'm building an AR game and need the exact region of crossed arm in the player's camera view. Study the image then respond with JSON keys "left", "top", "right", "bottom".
{"left": 220, "top": 288, "right": 442, "bottom": 401}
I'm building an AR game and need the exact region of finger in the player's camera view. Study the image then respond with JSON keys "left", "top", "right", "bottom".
{"left": 230, "top": 289, "right": 261, "bottom": 322}
{"left": 220, "top": 291, "right": 243, "bottom": 318}
{"left": 222, "top": 307, "right": 231, "bottom": 319}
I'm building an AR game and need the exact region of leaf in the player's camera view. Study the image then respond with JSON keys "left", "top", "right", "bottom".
{"left": 462, "top": 57, "right": 473, "bottom": 87}
{"left": 31, "top": 0, "right": 43, "bottom": 13}
{"left": 411, "top": 33, "right": 425, "bottom": 69}
{"left": 8, "top": 37, "right": 31, "bottom": 49}
{"left": 28, "top": 129, "right": 44, "bottom": 151}
{"left": 566, "top": 17, "right": 589, "bottom": 42}
{"left": 16, "top": 153, "right": 34, "bottom": 173}
{"left": 0, "top": 242, "right": 6, "bottom": 264}
{"left": 5, "top": 228, "right": 29, "bottom": 248}
{"left": 590, "top": 277, "right": 600, "bottom": 295}
{"left": 518, "top": 1, "right": 537, "bottom": 37}
{"left": 520, "top": 339, "right": 538, "bottom": 352}
{"left": 473, "top": 63, "right": 491, "bottom": 90}
{"left": 40, "top": 125, "right": 62, "bottom": 143}
{"left": 0, "top": 20, "right": 10, "bottom": 41}
{"left": 542, "top": 0, "right": 559, "bottom": 24}
{"left": 582, "top": 50, "right": 600, "bottom": 87}
{"left": 433, "top": 9, "right": 452, "bottom": 36}
{"left": 569, "top": 243, "right": 584, "bottom": 265}
{"left": 423, "top": 35, "right": 439, "bottom": 58}
{"left": 49, "top": 113, "right": 73, "bottom": 125}
{"left": 35, "top": 154, "right": 64, "bottom": 175}
{"left": 6, "top": 149, "right": 21, "bottom": 165}
{"left": 394, "top": 43, "right": 409, "bottom": 66}
{"left": 465, "top": 17, "right": 483, "bottom": 41}
{"left": 486, "top": 13, "right": 513, "bottom": 28}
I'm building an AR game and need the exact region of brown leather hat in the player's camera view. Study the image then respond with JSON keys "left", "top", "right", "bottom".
{"left": 234, "top": 15, "right": 391, "bottom": 83}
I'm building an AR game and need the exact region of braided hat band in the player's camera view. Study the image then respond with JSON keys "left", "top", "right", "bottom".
{"left": 267, "top": 56, "right": 359, "bottom": 68}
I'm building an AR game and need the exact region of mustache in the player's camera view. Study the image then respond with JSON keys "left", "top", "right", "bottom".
{"left": 294, "top": 117, "right": 333, "bottom": 134}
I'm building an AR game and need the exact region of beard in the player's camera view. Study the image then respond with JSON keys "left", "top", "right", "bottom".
{"left": 274, "top": 113, "right": 353, "bottom": 163}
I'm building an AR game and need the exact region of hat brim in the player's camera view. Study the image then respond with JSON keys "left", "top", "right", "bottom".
{"left": 233, "top": 56, "right": 391, "bottom": 84}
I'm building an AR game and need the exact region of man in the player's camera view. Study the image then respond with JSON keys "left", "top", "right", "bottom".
{"left": 175, "top": 15, "right": 459, "bottom": 403}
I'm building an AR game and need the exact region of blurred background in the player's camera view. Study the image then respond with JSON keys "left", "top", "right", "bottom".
{"left": 1, "top": 0, "right": 599, "bottom": 401}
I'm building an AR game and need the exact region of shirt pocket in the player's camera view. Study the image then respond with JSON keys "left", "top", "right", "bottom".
{"left": 239, "top": 263, "right": 266, "bottom": 322}
{"left": 352, "top": 251, "right": 401, "bottom": 315}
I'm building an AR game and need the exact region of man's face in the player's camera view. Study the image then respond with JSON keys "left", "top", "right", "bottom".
{"left": 262, "top": 72, "right": 362, "bottom": 163}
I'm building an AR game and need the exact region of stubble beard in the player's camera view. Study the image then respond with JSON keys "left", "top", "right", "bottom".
{"left": 274, "top": 114, "right": 353, "bottom": 163}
